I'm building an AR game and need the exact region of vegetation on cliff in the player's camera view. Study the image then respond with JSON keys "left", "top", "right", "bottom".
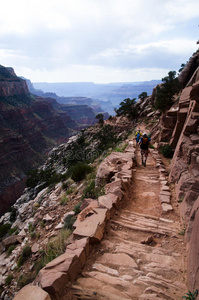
{"left": 155, "top": 71, "right": 182, "bottom": 112}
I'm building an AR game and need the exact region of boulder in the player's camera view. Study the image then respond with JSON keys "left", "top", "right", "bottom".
{"left": 73, "top": 204, "right": 109, "bottom": 242}
{"left": 2, "top": 235, "right": 22, "bottom": 251}
{"left": 162, "top": 203, "right": 173, "bottom": 213}
{"left": 96, "top": 152, "right": 133, "bottom": 186}
{"left": 98, "top": 193, "right": 119, "bottom": 210}
{"left": 37, "top": 238, "right": 89, "bottom": 299}
{"left": 13, "top": 285, "right": 51, "bottom": 300}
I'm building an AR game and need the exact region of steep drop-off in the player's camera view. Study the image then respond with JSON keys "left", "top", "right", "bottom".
{"left": 0, "top": 66, "right": 77, "bottom": 215}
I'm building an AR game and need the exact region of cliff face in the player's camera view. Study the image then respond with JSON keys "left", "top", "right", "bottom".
{"left": 153, "top": 52, "right": 199, "bottom": 291}
{"left": 134, "top": 52, "right": 199, "bottom": 291}
{"left": 60, "top": 104, "right": 97, "bottom": 126}
{"left": 0, "top": 66, "right": 77, "bottom": 216}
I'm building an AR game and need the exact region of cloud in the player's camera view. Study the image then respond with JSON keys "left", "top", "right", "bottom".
{"left": 0, "top": 0, "right": 199, "bottom": 82}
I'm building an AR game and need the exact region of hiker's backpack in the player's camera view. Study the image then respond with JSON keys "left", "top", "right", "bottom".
{"left": 142, "top": 137, "right": 149, "bottom": 145}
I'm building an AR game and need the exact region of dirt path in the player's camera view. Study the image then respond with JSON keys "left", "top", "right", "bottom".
{"left": 68, "top": 141, "right": 187, "bottom": 299}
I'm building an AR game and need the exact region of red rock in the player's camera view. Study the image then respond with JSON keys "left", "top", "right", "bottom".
{"left": 13, "top": 285, "right": 51, "bottom": 300}
{"left": 98, "top": 193, "right": 119, "bottom": 210}
{"left": 187, "top": 197, "right": 199, "bottom": 291}
{"left": 2, "top": 235, "right": 22, "bottom": 251}
{"left": 73, "top": 206, "right": 109, "bottom": 242}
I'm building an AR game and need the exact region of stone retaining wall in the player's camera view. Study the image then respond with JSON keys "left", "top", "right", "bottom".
{"left": 13, "top": 141, "right": 135, "bottom": 300}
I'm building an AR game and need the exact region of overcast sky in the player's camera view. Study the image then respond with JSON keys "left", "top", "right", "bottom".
{"left": 0, "top": 0, "right": 199, "bottom": 83}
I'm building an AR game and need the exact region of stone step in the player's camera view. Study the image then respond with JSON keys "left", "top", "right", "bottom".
{"left": 111, "top": 216, "right": 179, "bottom": 236}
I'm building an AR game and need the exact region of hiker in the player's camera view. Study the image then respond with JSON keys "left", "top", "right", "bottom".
{"left": 135, "top": 129, "right": 142, "bottom": 144}
{"left": 139, "top": 132, "right": 151, "bottom": 167}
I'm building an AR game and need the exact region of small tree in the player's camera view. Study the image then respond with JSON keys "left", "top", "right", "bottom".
{"left": 96, "top": 113, "right": 104, "bottom": 125}
{"left": 138, "top": 92, "right": 148, "bottom": 101}
{"left": 155, "top": 71, "right": 181, "bottom": 112}
{"left": 178, "top": 63, "right": 186, "bottom": 74}
{"left": 115, "top": 98, "right": 137, "bottom": 119}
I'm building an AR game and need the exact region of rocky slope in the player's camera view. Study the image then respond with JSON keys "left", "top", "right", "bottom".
{"left": 0, "top": 116, "right": 132, "bottom": 299}
{"left": 0, "top": 66, "right": 78, "bottom": 216}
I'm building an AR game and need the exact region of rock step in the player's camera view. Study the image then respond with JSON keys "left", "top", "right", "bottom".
{"left": 69, "top": 142, "right": 186, "bottom": 299}
{"left": 111, "top": 213, "right": 180, "bottom": 236}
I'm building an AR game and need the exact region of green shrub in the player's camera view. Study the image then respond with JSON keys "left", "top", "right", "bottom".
{"left": 9, "top": 207, "right": 17, "bottom": 223}
{"left": 81, "top": 179, "right": 105, "bottom": 200}
{"left": 115, "top": 98, "right": 137, "bottom": 119}
{"left": 160, "top": 144, "right": 174, "bottom": 158}
{"left": 64, "top": 215, "right": 76, "bottom": 230}
{"left": 17, "top": 274, "right": 34, "bottom": 288}
{"left": 42, "top": 229, "right": 71, "bottom": 265}
{"left": 73, "top": 203, "right": 81, "bottom": 215}
{"left": 81, "top": 180, "right": 96, "bottom": 200}
{"left": 5, "top": 274, "right": 13, "bottom": 285}
{"left": 30, "top": 231, "right": 36, "bottom": 239}
{"left": 155, "top": 71, "right": 181, "bottom": 112}
{"left": 70, "top": 163, "right": 93, "bottom": 182}
{"left": 149, "top": 144, "right": 155, "bottom": 149}
{"left": 66, "top": 187, "right": 74, "bottom": 195}
{"left": 0, "top": 223, "right": 11, "bottom": 238}
{"left": 183, "top": 290, "right": 198, "bottom": 300}
{"left": 7, "top": 245, "right": 16, "bottom": 255}
{"left": 17, "top": 245, "right": 31, "bottom": 268}
{"left": 8, "top": 227, "right": 18, "bottom": 236}
{"left": 60, "top": 195, "right": 68, "bottom": 206}
{"left": 62, "top": 181, "right": 68, "bottom": 190}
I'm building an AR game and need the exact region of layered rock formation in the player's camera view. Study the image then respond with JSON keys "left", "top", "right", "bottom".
{"left": 0, "top": 66, "right": 77, "bottom": 215}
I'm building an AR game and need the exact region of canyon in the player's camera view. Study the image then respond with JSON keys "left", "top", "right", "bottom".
{"left": 0, "top": 66, "right": 98, "bottom": 216}
{"left": 0, "top": 49, "right": 199, "bottom": 299}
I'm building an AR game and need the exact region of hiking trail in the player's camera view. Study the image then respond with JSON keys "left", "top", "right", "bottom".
{"left": 68, "top": 137, "right": 187, "bottom": 300}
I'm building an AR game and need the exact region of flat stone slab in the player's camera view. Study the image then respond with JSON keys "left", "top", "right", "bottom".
{"left": 162, "top": 203, "right": 173, "bottom": 212}
{"left": 73, "top": 207, "right": 108, "bottom": 241}
{"left": 105, "top": 179, "right": 122, "bottom": 193}
{"left": 159, "top": 195, "right": 171, "bottom": 204}
{"left": 97, "top": 253, "right": 138, "bottom": 268}
{"left": 161, "top": 185, "right": 170, "bottom": 191}
{"left": 13, "top": 285, "right": 51, "bottom": 300}
{"left": 160, "top": 191, "right": 171, "bottom": 197}
{"left": 160, "top": 180, "right": 168, "bottom": 186}
{"left": 98, "top": 193, "right": 119, "bottom": 210}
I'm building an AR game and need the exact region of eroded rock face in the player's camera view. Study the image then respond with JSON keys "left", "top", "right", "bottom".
{"left": 167, "top": 79, "right": 199, "bottom": 291}
{"left": 0, "top": 66, "right": 76, "bottom": 215}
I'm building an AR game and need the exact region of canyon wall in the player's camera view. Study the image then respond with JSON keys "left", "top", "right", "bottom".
{"left": 0, "top": 66, "right": 77, "bottom": 216}
{"left": 156, "top": 52, "right": 199, "bottom": 292}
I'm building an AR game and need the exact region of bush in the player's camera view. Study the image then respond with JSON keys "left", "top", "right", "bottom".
{"left": 60, "top": 194, "right": 68, "bottom": 206}
{"left": 7, "top": 245, "right": 16, "bottom": 255}
{"left": 70, "top": 163, "right": 93, "bottom": 182}
{"left": 17, "top": 245, "right": 31, "bottom": 267}
{"left": 9, "top": 207, "right": 17, "bottom": 223}
{"left": 81, "top": 179, "right": 105, "bottom": 200}
{"left": 115, "top": 98, "right": 137, "bottom": 119}
{"left": 8, "top": 227, "right": 18, "bottom": 236}
{"left": 17, "top": 274, "right": 34, "bottom": 288}
{"left": 155, "top": 71, "right": 181, "bottom": 112}
{"left": 160, "top": 144, "right": 174, "bottom": 158}
{"left": 93, "top": 124, "right": 122, "bottom": 151}
{"left": 64, "top": 215, "right": 76, "bottom": 230}
{"left": 0, "top": 223, "right": 11, "bottom": 238}
{"left": 42, "top": 229, "right": 71, "bottom": 265}
{"left": 5, "top": 274, "right": 13, "bottom": 285}
{"left": 73, "top": 203, "right": 81, "bottom": 215}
